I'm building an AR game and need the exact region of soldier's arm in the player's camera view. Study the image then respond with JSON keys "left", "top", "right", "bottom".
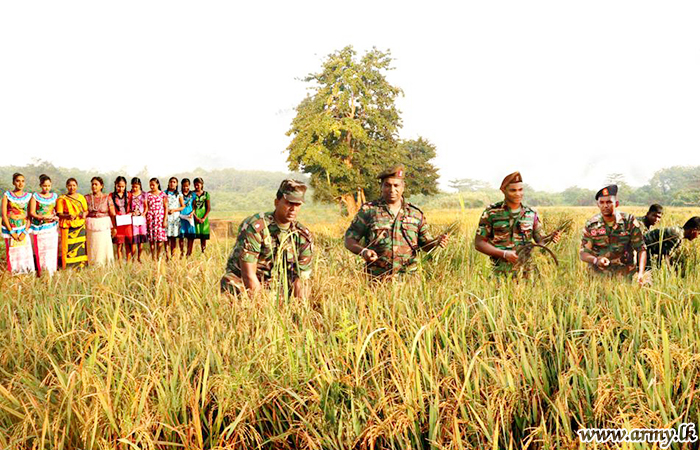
{"left": 532, "top": 213, "right": 544, "bottom": 243}
{"left": 474, "top": 209, "right": 513, "bottom": 261}
{"left": 296, "top": 233, "right": 313, "bottom": 280}
{"left": 240, "top": 261, "right": 262, "bottom": 293}
{"left": 475, "top": 235, "right": 512, "bottom": 260}
{"left": 629, "top": 219, "right": 648, "bottom": 275}
{"left": 579, "top": 227, "right": 601, "bottom": 265}
{"left": 344, "top": 208, "right": 377, "bottom": 261}
{"left": 239, "top": 221, "right": 264, "bottom": 292}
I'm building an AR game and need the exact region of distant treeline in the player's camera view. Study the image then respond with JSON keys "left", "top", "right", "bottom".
{"left": 0, "top": 160, "right": 308, "bottom": 212}
{"left": 446, "top": 166, "right": 700, "bottom": 208}
{"left": 2, "top": 161, "right": 699, "bottom": 210}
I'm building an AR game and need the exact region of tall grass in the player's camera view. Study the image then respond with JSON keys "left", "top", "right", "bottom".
{"left": 1, "top": 207, "right": 700, "bottom": 449}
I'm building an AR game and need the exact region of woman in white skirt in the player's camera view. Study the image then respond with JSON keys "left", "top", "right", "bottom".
{"left": 29, "top": 174, "right": 59, "bottom": 276}
{"left": 1, "top": 173, "right": 35, "bottom": 274}
{"left": 85, "top": 176, "right": 114, "bottom": 266}
{"left": 165, "top": 177, "right": 185, "bottom": 259}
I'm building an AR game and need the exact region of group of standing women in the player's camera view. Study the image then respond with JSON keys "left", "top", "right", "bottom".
{"left": 1, "top": 173, "right": 212, "bottom": 275}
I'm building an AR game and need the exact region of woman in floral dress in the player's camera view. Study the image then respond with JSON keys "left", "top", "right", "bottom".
{"left": 165, "top": 177, "right": 184, "bottom": 259}
{"left": 146, "top": 177, "right": 168, "bottom": 259}
{"left": 129, "top": 177, "right": 148, "bottom": 263}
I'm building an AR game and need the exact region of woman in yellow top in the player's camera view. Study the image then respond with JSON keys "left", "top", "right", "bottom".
{"left": 56, "top": 178, "right": 88, "bottom": 269}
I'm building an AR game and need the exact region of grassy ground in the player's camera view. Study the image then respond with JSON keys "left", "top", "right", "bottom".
{"left": 2, "top": 207, "right": 700, "bottom": 449}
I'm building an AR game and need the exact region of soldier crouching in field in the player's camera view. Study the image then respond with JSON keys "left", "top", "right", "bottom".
{"left": 220, "top": 180, "right": 313, "bottom": 298}
{"left": 579, "top": 184, "right": 647, "bottom": 284}
{"left": 644, "top": 216, "right": 700, "bottom": 274}
{"left": 344, "top": 165, "right": 448, "bottom": 279}
{"left": 474, "top": 171, "right": 560, "bottom": 277}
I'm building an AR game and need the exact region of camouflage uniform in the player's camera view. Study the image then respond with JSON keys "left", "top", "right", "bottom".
{"left": 345, "top": 199, "right": 434, "bottom": 277}
{"left": 638, "top": 218, "right": 652, "bottom": 235}
{"left": 644, "top": 226, "right": 684, "bottom": 270}
{"left": 221, "top": 211, "right": 313, "bottom": 294}
{"left": 580, "top": 211, "right": 646, "bottom": 276}
{"left": 476, "top": 201, "right": 543, "bottom": 275}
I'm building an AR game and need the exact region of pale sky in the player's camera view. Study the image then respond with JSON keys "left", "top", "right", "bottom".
{"left": 1, "top": 1, "right": 699, "bottom": 192}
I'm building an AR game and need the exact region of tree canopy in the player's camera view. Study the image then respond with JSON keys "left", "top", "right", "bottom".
{"left": 286, "top": 46, "right": 440, "bottom": 214}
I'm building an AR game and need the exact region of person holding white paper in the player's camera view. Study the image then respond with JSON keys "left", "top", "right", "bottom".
{"left": 165, "top": 177, "right": 185, "bottom": 259}
{"left": 109, "top": 176, "right": 133, "bottom": 262}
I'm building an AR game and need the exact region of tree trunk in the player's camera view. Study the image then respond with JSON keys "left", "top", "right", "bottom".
{"left": 340, "top": 193, "right": 359, "bottom": 216}
{"left": 357, "top": 187, "right": 366, "bottom": 206}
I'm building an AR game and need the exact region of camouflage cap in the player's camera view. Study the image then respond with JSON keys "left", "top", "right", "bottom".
{"left": 595, "top": 184, "right": 618, "bottom": 200}
{"left": 500, "top": 171, "right": 523, "bottom": 191}
{"left": 378, "top": 164, "right": 405, "bottom": 180}
{"left": 277, "top": 179, "right": 307, "bottom": 204}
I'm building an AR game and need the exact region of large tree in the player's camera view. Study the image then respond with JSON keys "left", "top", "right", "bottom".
{"left": 286, "top": 46, "right": 404, "bottom": 214}
{"left": 398, "top": 137, "right": 440, "bottom": 196}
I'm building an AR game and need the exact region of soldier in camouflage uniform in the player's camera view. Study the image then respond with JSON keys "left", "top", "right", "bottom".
{"left": 644, "top": 216, "right": 700, "bottom": 273}
{"left": 221, "top": 180, "right": 313, "bottom": 297}
{"left": 474, "top": 171, "right": 560, "bottom": 276}
{"left": 579, "top": 184, "right": 647, "bottom": 283}
{"left": 344, "top": 165, "right": 449, "bottom": 278}
{"left": 639, "top": 204, "right": 663, "bottom": 234}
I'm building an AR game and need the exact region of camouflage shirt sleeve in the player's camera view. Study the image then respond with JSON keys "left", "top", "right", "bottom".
{"left": 345, "top": 207, "right": 370, "bottom": 243}
{"left": 629, "top": 216, "right": 646, "bottom": 252}
{"left": 476, "top": 208, "right": 492, "bottom": 239}
{"left": 296, "top": 228, "right": 314, "bottom": 279}
{"left": 417, "top": 212, "right": 433, "bottom": 247}
{"left": 532, "top": 211, "right": 543, "bottom": 242}
{"left": 239, "top": 219, "right": 264, "bottom": 264}
{"left": 580, "top": 223, "right": 594, "bottom": 255}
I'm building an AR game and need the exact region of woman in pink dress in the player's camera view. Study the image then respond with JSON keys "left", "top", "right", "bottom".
{"left": 146, "top": 177, "right": 168, "bottom": 259}
{"left": 129, "top": 177, "right": 149, "bottom": 263}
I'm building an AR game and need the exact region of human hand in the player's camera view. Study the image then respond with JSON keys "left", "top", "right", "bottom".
{"left": 503, "top": 250, "right": 518, "bottom": 264}
{"left": 596, "top": 257, "right": 610, "bottom": 268}
{"left": 361, "top": 248, "right": 379, "bottom": 263}
{"left": 438, "top": 234, "right": 449, "bottom": 248}
{"left": 552, "top": 231, "right": 561, "bottom": 244}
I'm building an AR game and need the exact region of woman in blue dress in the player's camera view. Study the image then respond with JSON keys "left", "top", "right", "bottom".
{"left": 179, "top": 178, "right": 196, "bottom": 257}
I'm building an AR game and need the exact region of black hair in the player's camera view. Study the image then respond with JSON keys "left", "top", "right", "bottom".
{"left": 39, "top": 174, "right": 51, "bottom": 185}
{"left": 683, "top": 217, "right": 700, "bottom": 231}
{"left": 131, "top": 177, "right": 142, "bottom": 188}
{"left": 91, "top": 176, "right": 104, "bottom": 187}
{"left": 12, "top": 172, "right": 24, "bottom": 183}
{"left": 112, "top": 176, "right": 127, "bottom": 211}
{"left": 149, "top": 177, "right": 161, "bottom": 190}
{"left": 66, "top": 177, "right": 78, "bottom": 186}
{"left": 181, "top": 178, "right": 191, "bottom": 198}
{"left": 166, "top": 177, "right": 179, "bottom": 196}
{"left": 648, "top": 204, "right": 663, "bottom": 214}
{"left": 276, "top": 190, "right": 284, "bottom": 200}
{"left": 193, "top": 177, "right": 203, "bottom": 185}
